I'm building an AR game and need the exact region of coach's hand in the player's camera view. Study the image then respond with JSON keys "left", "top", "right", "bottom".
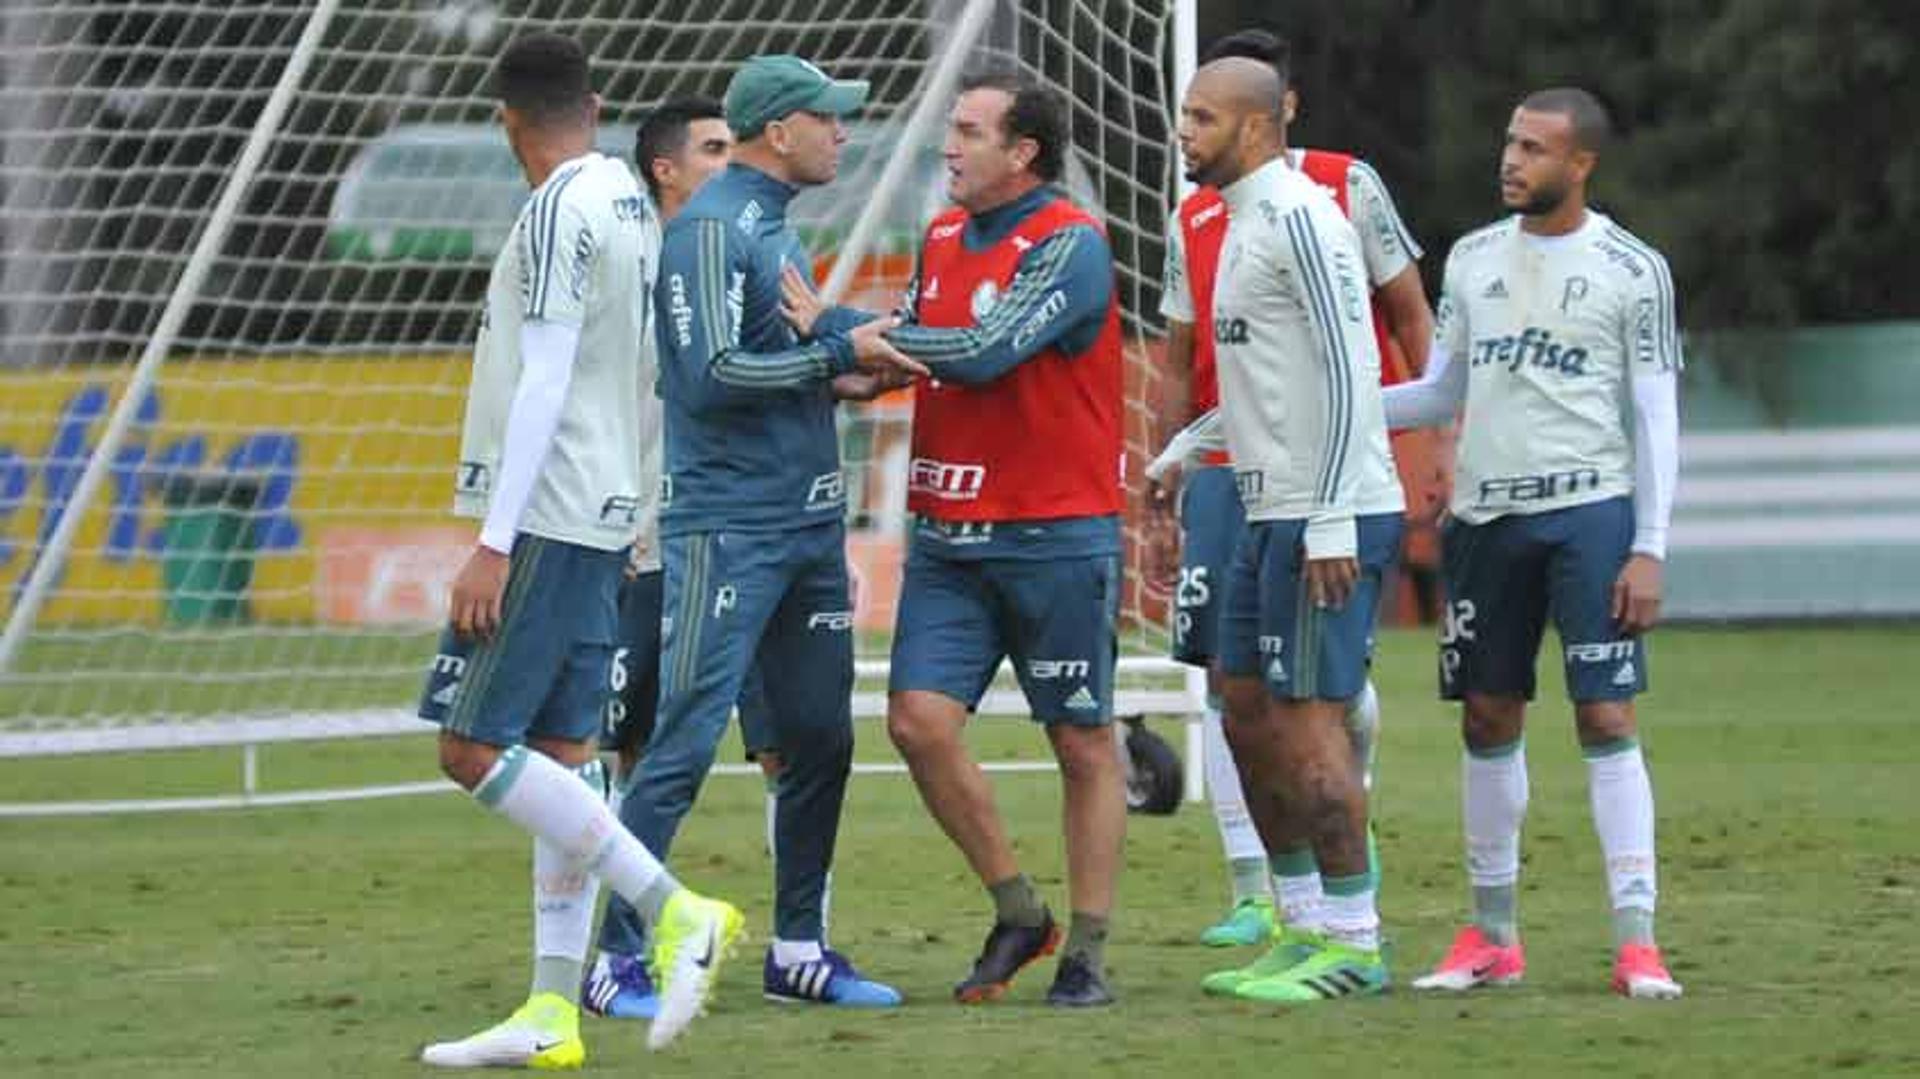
{"left": 851, "top": 317, "right": 930, "bottom": 378}
{"left": 1304, "top": 556, "right": 1359, "bottom": 610}
{"left": 1612, "top": 553, "right": 1663, "bottom": 635}
{"left": 780, "top": 264, "right": 828, "bottom": 337}
{"left": 451, "top": 545, "right": 510, "bottom": 641}
{"left": 832, "top": 368, "right": 914, "bottom": 401}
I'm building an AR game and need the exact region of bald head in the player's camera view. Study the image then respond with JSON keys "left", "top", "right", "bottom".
{"left": 1193, "top": 57, "right": 1285, "bottom": 123}
{"left": 1178, "top": 56, "right": 1286, "bottom": 189}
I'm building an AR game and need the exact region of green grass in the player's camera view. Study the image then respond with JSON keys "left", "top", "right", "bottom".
{"left": 4, "top": 625, "right": 1918, "bottom": 1077}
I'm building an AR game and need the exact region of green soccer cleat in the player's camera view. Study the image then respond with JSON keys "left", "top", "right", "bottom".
{"left": 419, "top": 992, "right": 585, "bottom": 1070}
{"left": 1232, "top": 940, "right": 1389, "bottom": 1004}
{"left": 1200, "top": 925, "right": 1325, "bottom": 996}
{"left": 1199, "top": 896, "right": 1279, "bottom": 947}
{"left": 646, "top": 888, "right": 746, "bottom": 1051}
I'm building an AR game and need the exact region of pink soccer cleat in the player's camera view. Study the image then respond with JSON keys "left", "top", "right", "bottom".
{"left": 1611, "top": 942, "right": 1683, "bottom": 999}
{"left": 1411, "top": 925, "right": 1526, "bottom": 991}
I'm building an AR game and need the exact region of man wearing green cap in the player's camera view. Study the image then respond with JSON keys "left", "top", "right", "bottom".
{"left": 620, "top": 53, "right": 918, "bottom": 1009}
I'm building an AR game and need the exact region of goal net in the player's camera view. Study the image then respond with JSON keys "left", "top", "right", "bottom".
{"left": 0, "top": 0, "right": 1176, "bottom": 753}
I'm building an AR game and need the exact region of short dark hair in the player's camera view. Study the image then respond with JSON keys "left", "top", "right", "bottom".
{"left": 1520, "top": 86, "right": 1613, "bottom": 153}
{"left": 634, "top": 96, "right": 726, "bottom": 201}
{"left": 958, "top": 69, "right": 1070, "bottom": 183}
{"left": 495, "top": 33, "right": 592, "bottom": 123}
{"left": 1202, "top": 28, "right": 1292, "bottom": 89}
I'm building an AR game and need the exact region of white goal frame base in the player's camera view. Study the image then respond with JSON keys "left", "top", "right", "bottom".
{"left": 0, "top": 656, "right": 1207, "bottom": 817}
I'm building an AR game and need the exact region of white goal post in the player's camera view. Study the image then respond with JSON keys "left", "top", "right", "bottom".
{"left": 0, "top": 0, "right": 1204, "bottom": 813}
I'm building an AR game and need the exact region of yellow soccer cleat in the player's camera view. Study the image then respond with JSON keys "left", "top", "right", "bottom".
{"left": 647, "top": 888, "right": 746, "bottom": 1050}
{"left": 420, "top": 992, "right": 585, "bottom": 1070}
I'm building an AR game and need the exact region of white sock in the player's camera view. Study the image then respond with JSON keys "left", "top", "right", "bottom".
{"left": 1465, "top": 742, "right": 1527, "bottom": 943}
{"left": 476, "top": 746, "right": 678, "bottom": 922}
{"left": 1320, "top": 877, "right": 1380, "bottom": 953}
{"left": 1204, "top": 701, "right": 1265, "bottom": 863}
{"left": 771, "top": 938, "right": 824, "bottom": 966}
{"left": 1464, "top": 743, "right": 1528, "bottom": 888}
{"left": 534, "top": 759, "right": 605, "bottom": 965}
{"left": 1269, "top": 848, "right": 1326, "bottom": 932}
{"left": 1585, "top": 740, "right": 1658, "bottom": 945}
{"left": 1344, "top": 680, "right": 1381, "bottom": 790}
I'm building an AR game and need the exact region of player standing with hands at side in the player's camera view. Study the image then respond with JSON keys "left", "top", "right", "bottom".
{"left": 1160, "top": 57, "right": 1406, "bottom": 1004}
{"left": 414, "top": 34, "right": 743, "bottom": 1066}
{"left": 1387, "top": 88, "right": 1684, "bottom": 1000}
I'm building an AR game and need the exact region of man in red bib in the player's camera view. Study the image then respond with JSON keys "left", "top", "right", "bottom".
{"left": 867, "top": 72, "right": 1127, "bottom": 1007}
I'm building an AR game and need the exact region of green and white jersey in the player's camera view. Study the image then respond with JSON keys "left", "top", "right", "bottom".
{"left": 1213, "top": 157, "right": 1404, "bottom": 558}
{"left": 1435, "top": 210, "right": 1681, "bottom": 523}
{"left": 453, "top": 151, "right": 663, "bottom": 559}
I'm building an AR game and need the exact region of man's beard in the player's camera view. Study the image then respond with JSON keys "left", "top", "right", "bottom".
{"left": 1512, "top": 177, "right": 1569, "bottom": 216}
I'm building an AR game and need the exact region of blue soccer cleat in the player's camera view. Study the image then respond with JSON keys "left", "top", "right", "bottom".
{"left": 763, "top": 948, "right": 902, "bottom": 1008}
{"left": 582, "top": 952, "right": 659, "bottom": 1020}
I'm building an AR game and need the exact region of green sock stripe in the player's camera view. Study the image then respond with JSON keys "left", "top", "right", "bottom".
{"left": 1269, "top": 845, "right": 1318, "bottom": 878}
{"left": 474, "top": 744, "right": 530, "bottom": 808}
{"left": 571, "top": 757, "right": 607, "bottom": 799}
{"left": 1582, "top": 736, "right": 1640, "bottom": 760}
{"left": 1322, "top": 872, "right": 1371, "bottom": 898}
{"left": 1467, "top": 738, "right": 1524, "bottom": 760}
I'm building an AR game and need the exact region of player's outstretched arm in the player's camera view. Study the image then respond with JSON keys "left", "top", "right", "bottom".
{"left": 1382, "top": 343, "right": 1465, "bottom": 429}
{"left": 779, "top": 263, "right": 876, "bottom": 340}
{"left": 1382, "top": 248, "right": 1469, "bottom": 429}
{"left": 659, "top": 218, "right": 859, "bottom": 409}
{"left": 884, "top": 225, "right": 1113, "bottom": 384}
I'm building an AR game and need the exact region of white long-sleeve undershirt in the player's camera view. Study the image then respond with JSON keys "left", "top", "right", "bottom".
{"left": 1145, "top": 407, "right": 1225, "bottom": 482}
{"left": 479, "top": 319, "right": 582, "bottom": 553}
{"left": 1381, "top": 342, "right": 1466, "bottom": 430}
{"left": 1629, "top": 370, "right": 1679, "bottom": 560}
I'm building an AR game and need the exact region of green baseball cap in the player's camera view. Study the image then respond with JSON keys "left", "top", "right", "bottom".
{"left": 725, "top": 54, "right": 869, "bottom": 138}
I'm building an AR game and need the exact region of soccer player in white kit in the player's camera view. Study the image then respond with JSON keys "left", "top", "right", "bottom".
{"left": 1383, "top": 88, "right": 1684, "bottom": 999}
{"left": 413, "top": 35, "right": 743, "bottom": 1065}
{"left": 1165, "top": 57, "right": 1406, "bottom": 1004}
{"left": 1147, "top": 28, "right": 1434, "bottom": 959}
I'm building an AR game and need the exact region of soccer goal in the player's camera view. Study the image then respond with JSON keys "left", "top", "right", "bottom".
{"left": 0, "top": 0, "right": 1200, "bottom": 813}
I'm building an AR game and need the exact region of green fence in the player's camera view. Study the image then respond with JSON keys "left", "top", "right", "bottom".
{"left": 1669, "top": 322, "right": 1920, "bottom": 619}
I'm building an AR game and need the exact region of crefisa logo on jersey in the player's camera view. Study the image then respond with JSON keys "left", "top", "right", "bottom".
{"left": 970, "top": 281, "right": 1001, "bottom": 321}
{"left": 667, "top": 274, "right": 694, "bottom": 348}
{"left": 1469, "top": 327, "right": 1589, "bottom": 376}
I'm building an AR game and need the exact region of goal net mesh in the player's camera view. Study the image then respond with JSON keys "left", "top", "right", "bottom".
{"left": 0, "top": 0, "right": 1173, "bottom": 737}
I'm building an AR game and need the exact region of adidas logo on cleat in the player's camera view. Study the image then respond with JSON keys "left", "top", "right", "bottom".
{"left": 1064, "top": 686, "right": 1100, "bottom": 712}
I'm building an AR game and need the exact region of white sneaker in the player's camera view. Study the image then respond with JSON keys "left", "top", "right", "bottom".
{"left": 420, "top": 992, "right": 583, "bottom": 1069}
{"left": 646, "top": 889, "right": 746, "bottom": 1050}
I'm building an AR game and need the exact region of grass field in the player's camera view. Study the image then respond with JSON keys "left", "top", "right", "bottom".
{"left": 4, "top": 625, "right": 1918, "bottom": 1077}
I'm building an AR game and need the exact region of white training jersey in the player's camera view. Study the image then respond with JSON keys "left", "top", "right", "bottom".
{"left": 1435, "top": 210, "right": 1681, "bottom": 523}
{"left": 454, "top": 151, "right": 664, "bottom": 560}
{"left": 1212, "top": 156, "right": 1404, "bottom": 556}
{"left": 1159, "top": 148, "right": 1420, "bottom": 325}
